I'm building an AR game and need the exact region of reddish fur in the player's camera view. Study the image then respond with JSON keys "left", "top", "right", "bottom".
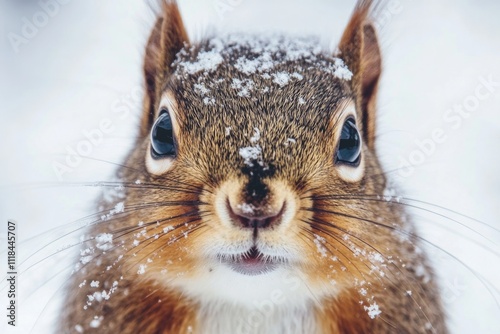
{"left": 59, "top": 1, "right": 448, "bottom": 333}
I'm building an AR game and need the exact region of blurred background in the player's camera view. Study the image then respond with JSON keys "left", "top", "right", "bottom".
{"left": 0, "top": 0, "right": 499, "bottom": 333}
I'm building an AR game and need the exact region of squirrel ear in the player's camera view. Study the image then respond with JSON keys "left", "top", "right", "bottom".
{"left": 141, "top": 1, "right": 189, "bottom": 138}
{"left": 338, "top": 0, "right": 381, "bottom": 149}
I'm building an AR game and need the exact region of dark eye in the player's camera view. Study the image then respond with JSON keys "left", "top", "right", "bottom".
{"left": 335, "top": 118, "right": 361, "bottom": 165}
{"left": 151, "top": 111, "right": 176, "bottom": 157}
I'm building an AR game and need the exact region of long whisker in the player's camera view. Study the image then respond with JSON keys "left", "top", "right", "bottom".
{"left": 309, "top": 193, "right": 500, "bottom": 235}
{"left": 306, "top": 215, "right": 435, "bottom": 325}
{"left": 309, "top": 206, "right": 500, "bottom": 310}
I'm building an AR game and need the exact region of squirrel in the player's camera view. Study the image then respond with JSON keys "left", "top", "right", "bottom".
{"left": 59, "top": 1, "right": 448, "bottom": 333}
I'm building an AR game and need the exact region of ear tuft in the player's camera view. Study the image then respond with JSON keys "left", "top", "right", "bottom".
{"left": 141, "top": 1, "right": 189, "bottom": 138}
{"left": 338, "top": 0, "right": 382, "bottom": 149}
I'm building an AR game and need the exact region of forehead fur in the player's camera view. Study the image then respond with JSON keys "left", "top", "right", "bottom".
{"left": 162, "top": 34, "right": 357, "bottom": 183}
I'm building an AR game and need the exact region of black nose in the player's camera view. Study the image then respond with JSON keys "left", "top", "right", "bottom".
{"left": 227, "top": 200, "right": 284, "bottom": 229}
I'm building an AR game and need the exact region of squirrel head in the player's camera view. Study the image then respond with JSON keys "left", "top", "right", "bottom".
{"left": 119, "top": 0, "right": 395, "bottom": 301}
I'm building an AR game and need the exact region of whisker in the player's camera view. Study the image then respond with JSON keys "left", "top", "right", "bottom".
{"left": 308, "top": 207, "right": 500, "bottom": 310}
{"left": 306, "top": 215, "right": 434, "bottom": 325}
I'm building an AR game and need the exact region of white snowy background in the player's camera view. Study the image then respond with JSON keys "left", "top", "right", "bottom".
{"left": 0, "top": 0, "right": 499, "bottom": 333}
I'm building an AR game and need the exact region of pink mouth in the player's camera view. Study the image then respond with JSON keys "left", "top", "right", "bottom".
{"left": 221, "top": 247, "right": 279, "bottom": 276}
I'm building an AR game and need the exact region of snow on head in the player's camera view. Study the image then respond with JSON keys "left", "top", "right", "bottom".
{"left": 173, "top": 33, "right": 353, "bottom": 100}
{"left": 231, "top": 78, "right": 254, "bottom": 97}
{"left": 332, "top": 58, "right": 353, "bottom": 80}
{"left": 250, "top": 128, "right": 260, "bottom": 144}
{"left": 176, "top": 40, "right": 224, "bottom": 75}
{"left": 239, "top": 145, "right": 262, "bottom": 167}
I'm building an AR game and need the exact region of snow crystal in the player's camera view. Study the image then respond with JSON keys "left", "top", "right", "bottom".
{"left": 406, "top": 290, "right": 412, "bottom": 296}
{"left": 90, "top": 280, "right": 99, "bottom": 288}
{"left": 272, "top": 72, "right": 291, "bottom": 87}
{"left": 298, "top": 97, "right": 306, "bottom": 105}
{"left": 250, "top": 128, "right": 260, "bottom": 144}
{"left": 89, "top": 316, "right": 103, "bottom": 328}
{"left": 101, "top": 290, "right": 110, "bottom": 300}
{"left": 313, "top": 234, "right": 328, "bottom": 258}
{"left": 231, "top": 78, "right": 254, "bottom": 97}
{"left": 364, "top": 302, "right": 381, "bottom": 319}
{"left": 114, "top": 202, "right": 124, "bottom": 213}
{"left": 163, "top": 226, "right": 174, "bottom": 233}
{"left": 225, "top": 127, "right": 232, "bottom": 137}
{"left": 332, "top": 58, "right": 353, "bottom": 80}
{"left": 95, "top": 233, "right": 113, "bottom": 250}
{"left": 137, "top": 264, "right": 146, "bottom": 275}
{"left": 239, "top": 145, "right": 262, "bottom": 166}
{"left": 359, "top": 288, "right": 368, "bottom": 296}
{"left": 79, "top": 280, "right": 86, "bottom": 288}
{"left": 284, "top": 138, "right": 296, "bottom": 146}
{"left": 177, "top": 50, "right": 224, "bottom": 75}
{"left": 75, "top": 324, "right": 84, "bottom": 333}
{"left": 135, "top": 179, "right": 141, "bottom": 185}
{"left": 203, "top": 97, "right": 216, "bottom": 105}
{"left": 194, "top": 83, "right": 210, "bottom": 95}
{"left": 369, "top": 252, "right": 384, "bottom": 263}
{"left": 237, "top": 203, "right": 256, "bottom": 215}
{"left": 101, "top": 201, "right": 125, "bottom": 221}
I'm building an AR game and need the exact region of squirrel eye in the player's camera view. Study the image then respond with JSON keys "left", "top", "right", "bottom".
{"left": 151, "top": 111, "right": 176, "bottom": 158}
{"left": 335, "top": 118, "right": 361, "bottom": 165}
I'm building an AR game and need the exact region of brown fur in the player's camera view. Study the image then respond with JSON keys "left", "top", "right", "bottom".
{"left": 59, "top": 1, "right": 447, "bottom": 333}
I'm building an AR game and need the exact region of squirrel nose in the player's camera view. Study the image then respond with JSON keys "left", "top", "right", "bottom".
{"left": 227, "top": 200, "right": 285, "bottom": 229}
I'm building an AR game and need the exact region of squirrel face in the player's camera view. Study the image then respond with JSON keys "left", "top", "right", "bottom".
{"left": 115, "top": 1, "right": 399, "bottom": 303}
{"left": 145, "top": 36, "right": 369, "bottom": 279}
{"left": 61, "top": 2, "right": 448, "bottom": 333}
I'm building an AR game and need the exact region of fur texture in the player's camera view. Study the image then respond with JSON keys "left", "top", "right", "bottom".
{"left": 59, "top": 1, "right": 448, "bottom": 333}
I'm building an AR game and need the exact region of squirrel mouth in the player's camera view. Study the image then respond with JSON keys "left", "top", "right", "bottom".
{"left": 219, "top": 246, "right": 279, "bottom": 276}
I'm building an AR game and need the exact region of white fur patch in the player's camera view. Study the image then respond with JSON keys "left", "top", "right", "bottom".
{"left": 196, "top": 300, "right": 318, "bottom": 334}
{"left": 165, "top": 264, "right": 336, "bottom": 334}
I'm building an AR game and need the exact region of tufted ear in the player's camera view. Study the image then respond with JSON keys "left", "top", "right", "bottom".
{"left": 338, "top": 0, "right": 382, "bottom": 149}
{"left": 141, "top": 1, "right": 189, "bottom": 138}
